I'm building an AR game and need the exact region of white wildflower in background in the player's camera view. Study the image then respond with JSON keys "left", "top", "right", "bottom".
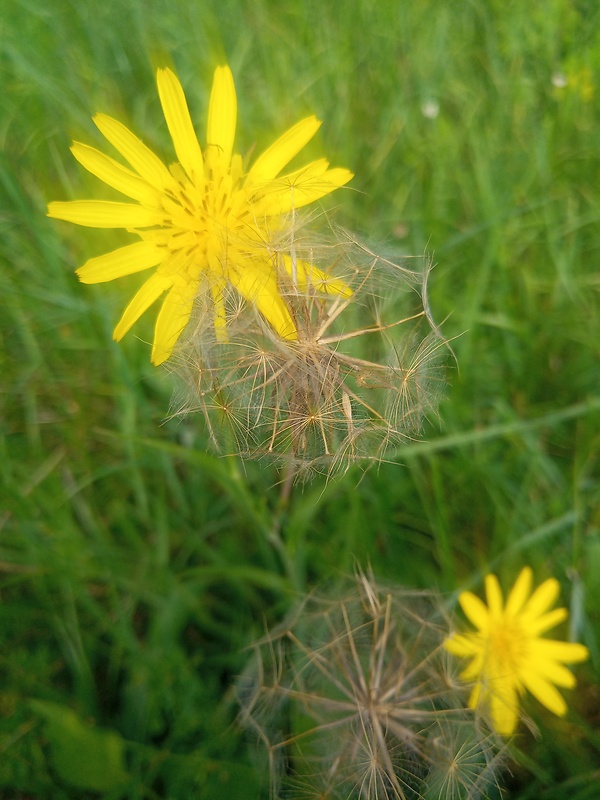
{"left": 421, "top": 99, "right": 440, "bottom": 119}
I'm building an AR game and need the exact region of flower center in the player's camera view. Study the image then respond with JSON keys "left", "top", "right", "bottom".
{"left": 157, "top": 155, "right": 250, "bottom": 280}
{"left": 488, "top": 621, "right": 528, "bottom": 676}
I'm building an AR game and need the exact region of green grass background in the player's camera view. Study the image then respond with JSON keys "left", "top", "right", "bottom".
{"left": 2, "top": 0, "right": 600, "bottom": 796}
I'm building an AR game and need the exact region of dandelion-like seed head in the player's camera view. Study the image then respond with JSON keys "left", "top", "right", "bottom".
{"left": 444, "top": 567, "right": 589, "bottom": 737}
{"left": 171, "top": 229, "right": 447, "bottom": 478}
{"left": 237, "top": 571, "right": 505, "bottom": 799}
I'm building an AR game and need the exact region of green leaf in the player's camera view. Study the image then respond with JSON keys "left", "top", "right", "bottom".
{"left": 30, "top": 700, "right": 129, "bottom": 792}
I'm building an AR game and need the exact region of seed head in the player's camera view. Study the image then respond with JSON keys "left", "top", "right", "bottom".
{"left": 237, "top": 571, "right": 505, "bottom": 799}
{"left": 170, "top": 226, "right": 447, "bottom": 478}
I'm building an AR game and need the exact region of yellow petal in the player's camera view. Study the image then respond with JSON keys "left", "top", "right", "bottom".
{"left": 229, "top": 263, "right": 297, "bottom": 341}
{"left": 524, "top": 658, "right": 577, "bottom": 689}
{"left": 443, "top": 633, "right": 480, "bottom": 657}
{"left": 468, "top": 682, "right": 483, "bottom": 711}
{"left": 229, "top": 153, "right": 243, "bottom": 184}
{"left": 252, "top": 158, "right": 327, "bottom": 209}
{"left": 246, "top": 116, "right": 321, "bottom": 185}
{"left": 485, "top": 574, "right": 504, "bottom": 620}
{"left": 461, "top": 656, "right": 485, "bottom": 681}
{"left": 531, "top": 639, "right": 589, "bottom": 664}
{"left": 156, "top": 68, "right": 204, "bottom": 183}
{"left": 76, "top": 241, "right": 163, "bottom": 284}
{"left": 505, "top": 567, "right": 533, "bottom": 617}
{"left": 207, "top": 65, "right": 236, "bottom": 166}
{"left": 490, "top": 683, "right": 520, "bottom": 736}
{"left": 152, "top": 279, "right": 198, "bottom": 365}
{"left": 113, "top": 271, "right": 172, "bottom": 341}
{"left": 458, "top": 591, "right": 490, "bottom": 631}
{"left": 257, "top": 163, "right": 353, "bottom": 215}
{"left": 94, "top": 113, "right": 173, "bottom": 190}
{"left": 527, "top": 607, "right": 568, "bottom": 636}
{"left": 70, "top": 143, "right": 161, "bottom": 204}
{"left": 521, "top": 673, "right": 568, "bottom": 717}
{"left": 280, "top": 254, "right": 353, "bottom": 298}
{"left": 261, "top": 158, "right": 327, "bottom": 196}
{"left": 48, "top": 200, "right": 161, "bottom": 228}
{"left": 523, "top": 577, "right": 561, "bottom": 619}
{"left": 210, "top": 278, "right": 228, "bottom": 339}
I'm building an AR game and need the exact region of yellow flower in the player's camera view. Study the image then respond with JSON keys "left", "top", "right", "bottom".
{"left": 445, "top": 567, "right": 589, "bottom": 736}
{"left": 48, "top": 67, "right": 353, "bottom": 364}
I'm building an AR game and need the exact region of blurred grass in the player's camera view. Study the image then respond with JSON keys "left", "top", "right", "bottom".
{"left": 1, "top": 0, "right": 600, "bottom": 796}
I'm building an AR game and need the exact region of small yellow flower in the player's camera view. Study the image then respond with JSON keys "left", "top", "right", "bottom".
{"left": 445, "top": 567, "right": 589, "bottom": 736}
{"left": 48, "top": 67, "right": 353, "bottom": 364}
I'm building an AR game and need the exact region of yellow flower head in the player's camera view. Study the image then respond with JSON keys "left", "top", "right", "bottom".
{"left": 444, "top": 567, "right": 589, "bottom": 736}
{"left": 48, "top": 66, "right": 353, "bottom": 364}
